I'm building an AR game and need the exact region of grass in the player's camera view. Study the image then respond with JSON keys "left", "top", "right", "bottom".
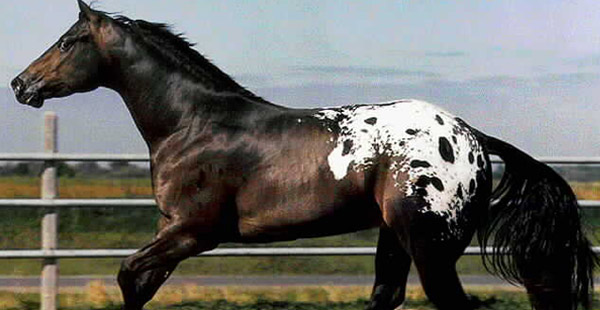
{"left": 0, "top": 284, "right": 543, "bottom": 310}
{"left": 572, "top": 181, "right": 600, "bottom": 200}
{"left": 0, "top": 176, "right": 152, "bottom": 199}
{"left": 0, "top": 176, "right": 599, "bottom": 276}
{"left": 1, "top": 176, "right": 598, "bottom": 200}
{"left": 6, "top": 284, "right": 600, "bottom": 310}
{"left": 0, "top": 255, "right": 493, "bottom": 277}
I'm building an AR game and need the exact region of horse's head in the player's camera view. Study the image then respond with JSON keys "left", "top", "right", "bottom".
{"left": 11, "top": 0, "right": 117, "bottom": 108}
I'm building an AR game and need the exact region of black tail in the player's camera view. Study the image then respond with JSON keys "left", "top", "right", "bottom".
{"left": 478, "top": 135, "right": 596, "bottom": 309}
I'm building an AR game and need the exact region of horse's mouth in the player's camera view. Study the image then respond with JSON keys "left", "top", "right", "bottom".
{"left": 14, "top": 91, "right": 44, "bottom": 108}
{"left": 11, "top": 77, "right": 44, "bottom": 108}
{"left": 18, "top": 92, "right": 44, "bottom": 108}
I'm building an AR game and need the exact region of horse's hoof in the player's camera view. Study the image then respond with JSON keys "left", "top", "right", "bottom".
{"left": 466, "top": 294, "right": 487, "bottom": 309}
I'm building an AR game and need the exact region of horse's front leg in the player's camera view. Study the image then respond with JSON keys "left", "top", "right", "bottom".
{"left": 117, "top": 221, "right": 217, "bottom": 310}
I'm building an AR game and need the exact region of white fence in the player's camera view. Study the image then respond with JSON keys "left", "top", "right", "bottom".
{"left": 1, "top": 112, "right": 600, "bottom": 310}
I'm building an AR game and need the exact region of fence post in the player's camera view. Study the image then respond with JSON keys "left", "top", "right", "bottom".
{"left": 41, "top": 112, "right": 58, "bottom": 310}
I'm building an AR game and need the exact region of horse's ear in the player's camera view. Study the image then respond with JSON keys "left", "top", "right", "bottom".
{"left": 78, "top": 0, "right": 92, "bottom": 16}
{"left": 77, "top": 0, "right": 100, "bottom": 23}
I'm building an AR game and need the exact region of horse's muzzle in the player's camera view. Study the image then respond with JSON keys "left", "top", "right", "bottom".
{"left": 11, "top": 76, "right": 44, "bottom": 108}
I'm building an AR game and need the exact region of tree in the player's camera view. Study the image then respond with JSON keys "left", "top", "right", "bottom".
{"left": 75, "top": 162, "right": 105, "bottom": 176}
{"left": 57, "top": 162, "right": 76, "bottom": 178}
{"left": 109, "top": 161, "right": 130, "bottom": 171}
{"left": 13, "top": 163, "right": 32, "bottom": 176}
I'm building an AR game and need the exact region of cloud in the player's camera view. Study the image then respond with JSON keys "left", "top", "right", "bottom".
{"left": 459, "top": 76, "right": 526, "bottom": 88}
{"left": 535, "top": 73, "right": 600, "bottom": 86}
{"left": 233, "top": 73, "right": 272, "bottom": 87}
{"left": 568, "top": 55, "right": 600, "bottom": 68}
{"left": 445, "top": 73, "right": 600, "bottom": 92}
{"left": 423, "top": 51, "right": 466, "bottom": 58}
{"left": 295, "top": 65, "right": 440, "bottom": 78}
{"left": 387, "top": 50, "right": 468, "bottom": 59}
{"left": 256, "top": 73, "right": 600, "bottom": 156}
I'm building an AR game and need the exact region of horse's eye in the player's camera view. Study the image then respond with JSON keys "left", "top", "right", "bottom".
{"left": 58, "top": 38, "right": 74, "bottom": 53}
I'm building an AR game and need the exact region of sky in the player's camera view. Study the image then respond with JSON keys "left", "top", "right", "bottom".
{"left": 1, "top": 1, "right": 600, "bottom": 156}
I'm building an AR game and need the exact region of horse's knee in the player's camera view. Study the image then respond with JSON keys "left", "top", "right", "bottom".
{"left": 120, "top": 253, "right": 142, "bottom": 274}
{"left": 117, "top": 252, "right": 150, "bottom": 290}
{"left": 117, "top": 256, "right": 138, "bottom": 290}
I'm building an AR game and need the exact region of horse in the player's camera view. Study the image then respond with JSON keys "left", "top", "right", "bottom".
{"left": 11, "top": 1, "right": 596, "bottom": 309}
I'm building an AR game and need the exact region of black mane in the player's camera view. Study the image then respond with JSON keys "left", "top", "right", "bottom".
{"left": 110, "top": 15, "right": 267, "bottom": 102}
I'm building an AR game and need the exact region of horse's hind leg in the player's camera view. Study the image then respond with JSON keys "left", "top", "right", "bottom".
{"left": 387, "top": 196, "right": 477, "bottom": 310}
{"left": 117, "top": 221, "right": 216, "bottom": 310}
{"left": 366, "top": 226, "right": 411, "bottom": 310}
{"left": 412, "top": 248, "right": 473, "bottom": 310}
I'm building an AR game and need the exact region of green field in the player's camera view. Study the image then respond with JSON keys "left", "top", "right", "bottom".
{"left": 0, "top": 286, "right": 562, "bottom": 310}
{"left": 0, "top": 176, "right": 599, "bottom": 276}
{"left": 5, "top": 285, "right": 600, "bottom": 310}
{"left": 1, "top": 176, "right": 600, "bottom": 309}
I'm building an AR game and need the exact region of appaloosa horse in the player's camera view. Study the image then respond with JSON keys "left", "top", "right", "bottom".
{"left": 11, "top": 1, "right": 596, "bottom": 309}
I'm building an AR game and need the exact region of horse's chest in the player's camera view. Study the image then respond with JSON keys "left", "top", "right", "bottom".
{"left": 151, "top": 155, "right": 241, "bottom": 220}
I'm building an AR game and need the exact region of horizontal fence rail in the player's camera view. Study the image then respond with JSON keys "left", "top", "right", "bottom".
{"left": 0, "top": 199, "right": 599, "bottom": 208}
{"left": 0, "top": 199, "right": 157, "bottom": 208}
{"left": 0, "top": 153, "right": 150, "bottom": 162}
{"left": 0, "top": 248, "right": 377, "bottom": 259}
{"left": 2, "top": 153, "right": 600, "bottom": 164}
{"left": 2, "top": 247, "right": 600, "bottom": 259}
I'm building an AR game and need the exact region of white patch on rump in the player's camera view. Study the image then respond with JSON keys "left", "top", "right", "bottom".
{"left": 313, "top": 99, "right": 486, "bottom": 222}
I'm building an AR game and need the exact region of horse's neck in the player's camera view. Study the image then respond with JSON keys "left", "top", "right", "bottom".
{"left": 109, "top": 58, "right": 279, "bottom": 153}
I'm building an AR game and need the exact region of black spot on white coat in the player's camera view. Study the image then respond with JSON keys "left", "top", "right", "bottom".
{"left": 342, "top": 139, "right": 353, "bottom": 156}
{"left": 469, "top": 179, "right": 476, "bottom": 194}
{"left": 438, "top": 137, "right": 455, "bottom": 163}
{"left": 415, "top": 175, "right": 444, "bottom": 192}
{"left": 430, "top": 177, "right": 444, "bottom": 191}
{"left": 364, "top": 117, "right": 377, "bottom": 125}
{"left": 410, "top": 160, "right": 431, "bottom": 168}
{"left": 456, "top": 184, "right": 464, "bottom": 199}
{"left": 477, "top": 155, "right": 484, "bottom": 168}
{"left": 435, "top": 114, "right": 444, "bottom": 125}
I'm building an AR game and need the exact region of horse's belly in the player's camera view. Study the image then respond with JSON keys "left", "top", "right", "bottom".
{"left": 234, "top": 134, "right": 381, "bottom": 242}
{"left": 235, "top": 202, "right": 381, "bottom": 243}
{"left": 234, "top": 177, "right": 381, "bottom": 242}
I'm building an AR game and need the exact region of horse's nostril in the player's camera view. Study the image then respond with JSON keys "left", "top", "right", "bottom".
{"left": 11, "top": 77, "right": 25, "bottom": 96}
